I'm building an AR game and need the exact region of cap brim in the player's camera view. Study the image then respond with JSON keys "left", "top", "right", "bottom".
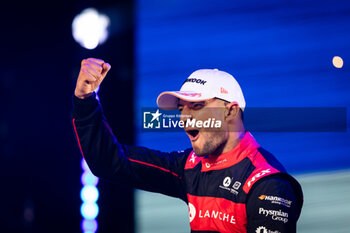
{"left": 157, "top": 91, "right": 212, "bottom": 110}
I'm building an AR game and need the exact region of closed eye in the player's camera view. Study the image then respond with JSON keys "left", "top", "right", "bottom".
{"left": 191, "top": 102, "right": 205, "bottom": 110}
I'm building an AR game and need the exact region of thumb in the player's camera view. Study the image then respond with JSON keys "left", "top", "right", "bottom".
{"left": 101, "top": 63, "right": 111, "bottom": 78}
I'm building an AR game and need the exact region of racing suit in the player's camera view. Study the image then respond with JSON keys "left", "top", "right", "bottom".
{"left": 72, "top": 93, "right": 303, "bottom": 233}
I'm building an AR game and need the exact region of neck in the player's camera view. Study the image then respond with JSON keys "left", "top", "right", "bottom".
{"left": 222, "top": 130, "right": 246, "bottom": 154}
{"left": 210, "top": 129, "right": 245, "bottom": 157}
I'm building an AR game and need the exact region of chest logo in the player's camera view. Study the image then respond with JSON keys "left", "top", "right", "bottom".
{"left": 219, "top": 177, "right": 241, "bottom": 195}
{"left": 223, "top": 177, "right": 232, "bottom": 187}
{"left": 189, "top": 154, "right": 196, "bottom": 163}
{"left": 188, "top": 203, "right": 196, "bottom": 223}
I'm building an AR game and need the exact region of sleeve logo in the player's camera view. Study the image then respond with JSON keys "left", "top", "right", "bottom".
{"left": 256, "top": 226, "right": 281, "bottom": 233}
{"left": 247, "top": 168, "right": 271, "bottom": 187}
{"left": 258, "top": 208, "right": 289, "bottom": 223}
{"left": 258, "top": 195, "right": 292, "bottom": 208}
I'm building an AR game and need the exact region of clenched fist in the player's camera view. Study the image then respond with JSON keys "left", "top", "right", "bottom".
{"left": 74, "top": 58, "right": 111, "bottom": 99}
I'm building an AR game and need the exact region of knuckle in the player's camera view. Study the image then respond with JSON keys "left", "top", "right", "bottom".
{"left": 82, "top": 64, "right": 92, "bottom": 71}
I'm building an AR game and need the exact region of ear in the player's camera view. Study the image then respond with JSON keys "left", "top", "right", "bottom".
{"left": 224, "top": 102, "right": 240, "bottom": 120}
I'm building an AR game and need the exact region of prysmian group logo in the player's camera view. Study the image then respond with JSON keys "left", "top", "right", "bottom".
{"left": 142, "top": 108, "right": 222, "bottom": 131}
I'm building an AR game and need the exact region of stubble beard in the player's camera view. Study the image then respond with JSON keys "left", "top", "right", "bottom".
{"left": 192, "top": 132, "right": 227, "bottom": 157}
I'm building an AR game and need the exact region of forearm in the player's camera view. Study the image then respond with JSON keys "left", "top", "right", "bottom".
{"left": 71, "top": 94, "right": 188, "bottom": 198}
{"left": 72, "top": 93, "right": 130, "bottom": 180}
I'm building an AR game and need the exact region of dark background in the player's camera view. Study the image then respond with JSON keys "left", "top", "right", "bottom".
{"left": 1, "top": 0, "right": 134, "bottom": 232}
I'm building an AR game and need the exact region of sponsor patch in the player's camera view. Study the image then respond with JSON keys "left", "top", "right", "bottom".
{"left": 258, "top": 195, "right": 292, "bottom": 208}
{"left": 219, "top": 177, "right": 241, "bottom": 195}
{"left": 258, "top": 208, "right": 289, "bottom": 223}
{"left": 188, "top": 202, "right": 236, "bottom": 225}
{"left": 255, "top": 226, "right": 281, "bottom": 233}
{"left": 247, "top": 169, "right": 271, "bottom": 187}
{"left": 188, "top": 203, "right": 196, "bottom": 223}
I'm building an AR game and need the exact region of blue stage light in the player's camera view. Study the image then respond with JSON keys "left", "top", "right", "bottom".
{"left": 80, "top": 185, "right": 99, "bottom": 203}
{"left": 80, "top": 202, "right": 99, "bottom": 220}
{"left": 80, "top": 158, "right": 99, "bottom": 231}
{"left": 81, "top": 171, "right": 99, "bottom": 186}
{"left": 81, "top": 219, "right": 98, "bottom": 232}
{"left": 81, "top": 158, "right": 90, "bottom": 172}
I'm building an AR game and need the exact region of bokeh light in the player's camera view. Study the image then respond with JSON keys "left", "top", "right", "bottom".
{"left": 80, "top": 202, "right": 99, "bottom": 220}
{"left": 81, "top": 171, "right": 99, "bottom": 186}
{"left": 81, "top": 158, "right": 90, "bottom": 171}
{"left": 81, "top": 219, "right": 98, "bottom": 232}
{"left": 332, "top": 56, "right": 344, "bottom": 68}
{"left": 80, "top": 185, "right": 99, "bottom": 203}
{"left": 80, "top": 158, "right": 99, "bottom": 232}
{"left": 72, "top": 8, "right": 110, "bottom": 50}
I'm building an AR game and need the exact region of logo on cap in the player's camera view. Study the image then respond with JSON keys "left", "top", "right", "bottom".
{"left": 220, "top": 87, "right": 228, "bottom": 94}
{"left": 183, "top": 78, "right": 207, "bottom": 85}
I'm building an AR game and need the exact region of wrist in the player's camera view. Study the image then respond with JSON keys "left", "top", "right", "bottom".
{"left": 72, "top": 92, "right": 99, "bottom": 118}
{"left": 74, "top": 90, "right": 92, "bottom": 99}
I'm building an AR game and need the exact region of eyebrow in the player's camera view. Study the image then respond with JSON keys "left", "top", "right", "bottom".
{"left": 177, "top": 101, "right": 206, "bottom": 108}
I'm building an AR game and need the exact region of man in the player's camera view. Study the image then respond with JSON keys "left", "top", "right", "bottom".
{"left": 72, "top": 58, "right": 303, "bottom": 233}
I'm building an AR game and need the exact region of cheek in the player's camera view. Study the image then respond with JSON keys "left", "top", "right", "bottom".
{"left": 196, "top": 109, "right": 217, "bottom": 121}
{"left": 192, "top": 132, "right": 208, "bottom": 149}
{"left": 200, "top": 130, "right": 226, "bottom": 145}
{"left": 216, "top": 113, "right": 226, "bottom": 128}
{"left": 201, "top": 110, "right": 226, "bottom": 128}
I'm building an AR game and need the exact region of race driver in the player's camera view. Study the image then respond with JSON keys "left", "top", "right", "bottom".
{"left": 72, "top": 58, "right": 303, "bottom": 233}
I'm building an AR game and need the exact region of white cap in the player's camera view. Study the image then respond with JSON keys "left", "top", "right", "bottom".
{"left": 157, "top": 69, "right": 246, "bottom": 111}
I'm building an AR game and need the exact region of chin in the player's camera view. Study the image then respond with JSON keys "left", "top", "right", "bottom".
{"left": 192, "top": 146, "right": 207, "bottom": 157}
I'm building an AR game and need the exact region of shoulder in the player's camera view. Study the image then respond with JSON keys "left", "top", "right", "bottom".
{"left": 245, "top": 174, "right": 303, "bottom": 232}
{"left": 243, "top": 147, "right": 287, "bottom": 193}
{"left": 256, "top": 147, "right": 287, "bottom": 173}
{"left": 251, "top": 174, "right": 303, "bottom": 198}
{"left": 247, "top": 173, "right": 303, "bottom": 217}
{"left": 244, "top": 147, "right": 303, "bottom": 210}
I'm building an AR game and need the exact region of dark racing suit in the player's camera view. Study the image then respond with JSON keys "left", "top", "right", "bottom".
{"left": 72, "top": 93, "right": 303, "bottom": 233}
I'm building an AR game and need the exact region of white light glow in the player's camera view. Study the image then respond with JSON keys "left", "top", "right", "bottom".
{"left": 332, "top": 56, "right": 344, "bottom": 68}
{"left": 81, "top": 185, "right": 99, "bottom": 203}
{"left": 81, "top": 171, "right": 99, "bottom": 186}
{"left": 81, "top": 202, "right": 99, "bottom": 220}
{"left": 81, "top": 158, "right": 90, "bottom": 172}
{"left": 72, "top": 8, "right": 110, "bottom": 50}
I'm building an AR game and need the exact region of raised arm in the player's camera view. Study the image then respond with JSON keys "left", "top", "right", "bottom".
{"left": 72, "top": 58, "right": 189, "bottom": 200}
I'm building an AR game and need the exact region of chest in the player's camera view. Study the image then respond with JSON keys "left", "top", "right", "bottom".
{"left": 183, "top": 161, "right": 253, "bottom": 232}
